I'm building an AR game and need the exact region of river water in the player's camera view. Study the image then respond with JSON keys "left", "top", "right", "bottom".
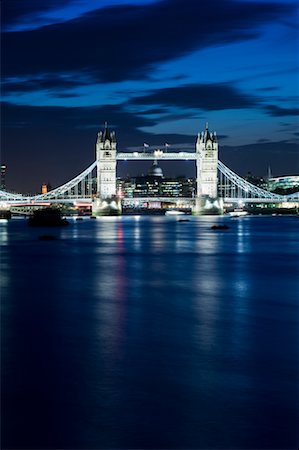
{"left": 1, "top": 215, "right": 298, "bottom": 449}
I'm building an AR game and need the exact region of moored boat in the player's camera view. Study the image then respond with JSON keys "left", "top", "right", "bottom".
{"left": 228, "top": 208, "right": 248, "bottom": 217}
{"left": 165, "top": 210, "right": 185, "bottom": 216}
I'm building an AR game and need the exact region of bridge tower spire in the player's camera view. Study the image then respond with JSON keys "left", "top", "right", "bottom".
{"left": 195, "top": 122, "right": 221, "bottom": 214}
{"left": 92, "top": 122, "right": 121, "bottom": 215}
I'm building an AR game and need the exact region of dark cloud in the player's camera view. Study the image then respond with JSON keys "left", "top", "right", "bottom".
{"left": 138, "top": 108, "right": 167, "bottom": 116}
{"left": 265, "top": 105, "right": 299, "bottom": 117}
{"left": 130, "top": 83, "right": 258, "bottom": 110}
{"left": 2, "top": 0, "right": 296, "bottom": 84}
{"left": 1, "top": 101, "right": 155, "bottom": 134}
{"left": 258, "top": 86, "right": 279, "bottom": 92}
{"left": 2, "top": 0, "right": 75, "bottom": 30}
{"left": 2, "top": 75, "right": 91, "bottom": 94}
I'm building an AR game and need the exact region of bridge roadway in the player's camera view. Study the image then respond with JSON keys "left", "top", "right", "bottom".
{"left": 4, "top": 196, "right": 298, "bottom": 206}
{"left": 117, "top": 151, "right": 198, "bottom": 160}
{"left": 122, "top": 197, "right": 298, "bottom": 204}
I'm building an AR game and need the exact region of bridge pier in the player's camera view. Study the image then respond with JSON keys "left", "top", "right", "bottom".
{"left": 92, "top": 197, "right": 122, "bottom": 216}
{"left": 193, "top": 196, "right": 223, "bottom": 215}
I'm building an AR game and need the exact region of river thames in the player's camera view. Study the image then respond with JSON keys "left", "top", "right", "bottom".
{"left": 1, "top": 215, "right": 298, "bottom": 449}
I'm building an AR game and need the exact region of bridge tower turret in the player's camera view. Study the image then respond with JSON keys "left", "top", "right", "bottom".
{"left": 194, "top": 123, "right": 222, "bottom": 214}
{"left": 92, "top": 122, "right": 121, "bottom": 215}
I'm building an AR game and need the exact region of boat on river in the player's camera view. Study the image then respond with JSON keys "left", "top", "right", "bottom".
{"left": 165, "top": 210, "right": 186, "bottom": 216}
{"left": 228, "top": 209, "right": 248, "bottom": 217}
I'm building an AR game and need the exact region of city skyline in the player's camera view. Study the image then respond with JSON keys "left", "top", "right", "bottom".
{"left": 1, "top": 0, "right": 298, "bottom": 193}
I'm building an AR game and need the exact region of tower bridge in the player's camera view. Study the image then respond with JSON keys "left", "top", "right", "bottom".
{"left": 0, "top": 122, "right": 298, "bottom": 215}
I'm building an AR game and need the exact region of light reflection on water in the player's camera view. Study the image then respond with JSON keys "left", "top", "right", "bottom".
{"left": 0, "top": 221, "right": 9, "bottom": 250}
{"left": 1, "top": 215, "right": 298, "bottom": 450}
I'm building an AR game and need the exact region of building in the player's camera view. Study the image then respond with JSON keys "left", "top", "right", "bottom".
{"left": 117, "top": 160, "right": 195, "bottom": 199}
{"left": 267, "top": 175, "right": 299, "bottom": 193}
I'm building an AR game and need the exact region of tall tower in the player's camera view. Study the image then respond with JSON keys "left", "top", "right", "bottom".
{"left": 96, "top": 122, "right": 117, "bottom": 198}
{"left": 92, "top": 122, "right": 121, "bottom": 215}
{"left": 1, "top": 164, "right": 7, "bottom": 190}
{"left": 196, "top": 123, "right": 218, "bottom": 198}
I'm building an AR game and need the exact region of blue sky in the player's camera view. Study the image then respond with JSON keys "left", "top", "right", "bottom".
{"left": 1, "top": 0, "right": 298, "bottom": 193}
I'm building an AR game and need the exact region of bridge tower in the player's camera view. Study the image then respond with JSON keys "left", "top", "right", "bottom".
{"left": 92, "top": 122, "right": 121, "bottom": 215}
{"left": 194, "top": 123, "right": 222, "bottom": 214}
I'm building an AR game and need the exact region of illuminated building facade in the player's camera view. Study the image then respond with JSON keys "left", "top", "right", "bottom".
{"left": 116, "top": 160, "right": 195, "bottom": 199}
{"left": 267, "top": 175, "right": 299, "bottom": 193}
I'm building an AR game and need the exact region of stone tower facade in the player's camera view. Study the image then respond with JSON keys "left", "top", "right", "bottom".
{"left": 196, "top": 123, "right": 218, "bottom": 199}
{"left": 96, "top": 122, "right": 117, "bottom": 199}
{"left": 92, "top": 123, "right": 121, "bottom": 215}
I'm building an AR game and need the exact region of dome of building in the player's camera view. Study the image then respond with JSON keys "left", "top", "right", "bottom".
{"left": 148, "top": 160, "right": 163, "bottom": 177}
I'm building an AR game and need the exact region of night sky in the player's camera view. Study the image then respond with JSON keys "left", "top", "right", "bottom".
{"left": 1, "top": 0, "right": 298, "bottom": 194}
